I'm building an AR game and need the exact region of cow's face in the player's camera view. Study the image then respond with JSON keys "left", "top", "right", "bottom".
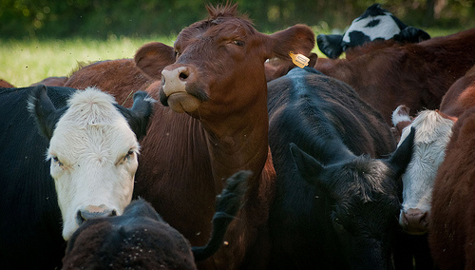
{"left": 317, "top": 4, "right": 430, "bottom": 59}
{"left": 152, "top": 3, "right": 314, "bottom": 121}
{"left": 397, "top": 111, "right": 453, "bottom": 235}
{"left": 290, "top": 128, "right": 415, "bottom": 269}
{"left": 29, "top": 86, "right": 153, "bottom": 240}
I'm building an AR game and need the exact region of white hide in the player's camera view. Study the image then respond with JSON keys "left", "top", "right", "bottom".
{"left": 47, "top": 87, "right": 140, "bottom": 240}
{"left": 397, "top": 110, "right": 453, "bottom": 225}
{"left": 342, "top": 11, "right": 401, "bottom": 44}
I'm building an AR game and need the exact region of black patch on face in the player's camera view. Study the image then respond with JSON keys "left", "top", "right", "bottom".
{"left": 365, "top": 19, "right": 381, "bottom": 28}
{"left": 344, "top": 31, "right": 371, "bottom": 48}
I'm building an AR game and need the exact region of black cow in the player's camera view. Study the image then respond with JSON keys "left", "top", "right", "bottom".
{"left": 62, "top": 170, "right": 250, "bottom": 270}
{"left": 317, "top": 3, "right": 430, "bottom": 59}
{"left": 0, "top": 85, "right": 153, "bottom": 270}
{"left": 267, "top": 67, "right": 415, "bottom": 269}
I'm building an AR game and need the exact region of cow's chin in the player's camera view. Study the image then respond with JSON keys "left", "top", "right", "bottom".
{"left": 167, "top": 92, "right": 201, "bottom": 113}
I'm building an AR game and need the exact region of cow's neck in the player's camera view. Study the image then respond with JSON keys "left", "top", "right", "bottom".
{"left": 200, "top": 88, "right": 269, "bottom": 187}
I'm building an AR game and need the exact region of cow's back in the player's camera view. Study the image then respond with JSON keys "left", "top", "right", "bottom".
{"left": 0, "top": 86, "right": 76, "bottom": 269}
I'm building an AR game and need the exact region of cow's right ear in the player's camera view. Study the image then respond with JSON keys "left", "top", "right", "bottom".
{"left": 316, "top": 34, "right": 344, "bottom": 59}
{"left": 27, "top": 85, "right": 67, "bottom": 140}
{"left": 289, "top": 143, "right": 325, "bottom": 185}
{"left": 394, "top": 26, "right": 431, "bottom": 43}
{"left": 135, "top": 42, "right": 176, "bottom": 80}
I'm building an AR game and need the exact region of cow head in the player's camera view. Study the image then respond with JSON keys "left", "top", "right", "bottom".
{"left": 135, "top": 3, "right": 315, "bottom": 121}
{"left": 289, "top": 127, "right": 415, "bottom": 269}
{"left": 28, "top": 85, "right": 154, "bottom": 240}
{"left": 397, "top": 110, "right": 454, "bottom": 235}
{"left": 317, "top": 4, "right": 430, "bottom": 59}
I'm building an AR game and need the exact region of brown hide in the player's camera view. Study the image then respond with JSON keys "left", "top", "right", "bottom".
{"left": 440, "top": 65, "right": 475, "bottom": 118}
{"left": 60, "top": 3, "right": 313, "bottom": 269}
{"left": 429, "top": 107, "right": 475, "bottom": 269}
{"left": 315, "top": 28, "right": 475, "bottom": 125}
{"left": 30, "top": 76, "right": 68, "bottom": 87}
{"left": 0, "top": 79, "right": 14, "bottom": 88}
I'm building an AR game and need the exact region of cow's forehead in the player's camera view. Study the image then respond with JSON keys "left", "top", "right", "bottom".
{"left": 342, "top": 11, "right": 401, "bottom": 44}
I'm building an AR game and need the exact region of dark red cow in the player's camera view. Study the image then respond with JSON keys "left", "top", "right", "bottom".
{"left": 315, "top": 28, "right": 475, "bottom": 125}
{"left": 429, "top": 107, "right": 475, "bottom": 269}
{"left": 65, "top": 3, "right": 315, "bottom": 269}
{"left": 439, "top": 64, "right": 475, "bottom": 119}
{"left": 30, "top": 76, "right": 68, "bottom": 87}
{"left": 0, "top": 79, "right": 14, "bottom": 88}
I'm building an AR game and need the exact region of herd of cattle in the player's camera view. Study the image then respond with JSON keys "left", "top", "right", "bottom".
{"left": 1, "top": 2, "right": 475, "bottom": 270}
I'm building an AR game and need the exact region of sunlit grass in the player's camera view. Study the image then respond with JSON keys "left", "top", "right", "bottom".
{"left": 0, "top": 27, "right": 468, "bottom": 87}
{"left": 0, "top": 35, "right": 175, "bottom": 87}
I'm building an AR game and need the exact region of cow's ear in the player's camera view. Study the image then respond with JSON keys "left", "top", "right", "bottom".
{"left": 267, "top": 24, "right": 315, "bottom": 61}
{"left": 115, "top": 91, "right": 154, "bottom": 141}
{"left": 388, "top": 126, "right": 415, "bottom": 176}
{"left": 317, "top": 34, "right": 344, "bottom": 59}
{"left": 394, "top": 26, "right": 431, "bottom": 43}
{"left": 290, "top": 143, "right": 325, "bottom": 185}
{"left": 27, "top": 85, "right": 67, "bottom": 140}
{"left": 135, "top": 42, "right": 176, "bottom": 80}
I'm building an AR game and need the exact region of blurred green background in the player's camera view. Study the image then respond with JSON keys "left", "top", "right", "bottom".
{"left": 1, "top": 0, "right": 474, "bottom": 40}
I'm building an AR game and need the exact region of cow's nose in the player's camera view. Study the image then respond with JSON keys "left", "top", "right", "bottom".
{"left": 76, "top": 205, "right": 117, "bottom": 226}
{"left": 161, "top": 66, "right": 190, "bottom": 97}
{"left": 401, "top": 208, "right": 429, "bottom": 235}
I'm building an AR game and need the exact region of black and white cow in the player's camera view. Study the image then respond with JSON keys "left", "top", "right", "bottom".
{"left": 267, "top": 67, "right": 415, "bottom": 269}
{"left": 317, "top": 3, "right": 431, "bottom": 59}
{"left": 0, "top": 85, "right": 153, "bottom": 269}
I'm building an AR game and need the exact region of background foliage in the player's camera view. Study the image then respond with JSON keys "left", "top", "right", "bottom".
{"left": 1, "top": 0, "right": 474, "bottom": 40}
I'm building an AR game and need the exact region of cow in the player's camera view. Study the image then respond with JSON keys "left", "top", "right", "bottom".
{"left": 429, "top": 107, "right": 475, "bottom": 270}
{"left": 387, "top": 109, "right": 454, "bottom": 270}
{"left": 0, "top": 79, "right": 15, "bottom": 88}
{"left": 266, "top": 66, "right": 415, "bottom": 269}
{"left": 0, "top": 85, "right": 154, "bottom": 269}
{"left": 315, "top": 27, "right": 475, "bottom": 126}
{"left": 62, "top": 170, "right": 250, "bottom": 270}
{"left": 30, "top": 76, "right": 68, "bottom": 87}
{"left": 64, "top": 3, "right": 315, "bottom": 269}
{"left": 317, "top": 3, "right": 430, "bottom": 59}
{"left": 391, "top": 105, "right": 413, "bottom": 142}
{"left": 439, "top": 64, "right": 475, "bottom": 119}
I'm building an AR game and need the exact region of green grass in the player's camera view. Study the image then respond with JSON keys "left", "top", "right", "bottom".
{"left": 0, "top": 27, "right": 467, "bottom": 87}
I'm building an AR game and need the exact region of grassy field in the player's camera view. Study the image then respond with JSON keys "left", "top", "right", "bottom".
{"left": 0, "top": 27, "right": 468, "bottom": 87}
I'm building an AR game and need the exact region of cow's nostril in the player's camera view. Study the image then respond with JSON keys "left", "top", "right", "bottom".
{"left": 179, "top": 72, "right": 189, "bottom": 80}
{"left": 76, "top": 210, "right": 86, "bottom": 226}
{"left": 111, "top": 209, "right": 117, "bottom": 216}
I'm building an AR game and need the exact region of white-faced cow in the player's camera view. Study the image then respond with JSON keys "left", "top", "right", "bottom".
{"left": 0, "top": 85, "right": 153, "bottom": 269}
{"left": 62, "top": 170, "right": 250, "bottom": 270}
{"left": 267, "top": 67, "right": 415, "bottom": 269}
{"left": 317, "top": 3, "right": 430, "bottom": 59}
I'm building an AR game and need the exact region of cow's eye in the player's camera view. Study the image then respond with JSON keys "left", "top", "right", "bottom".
{"left": 232, "top": 40, "right": 245, "bottom": 46}
{"left": 175, "top": 51, "right": 181, "bottom": 58}
{"left": 52, "top": 156, "right": 63, "bottom": 166}
{"left": 124, "top": 149, "right": 135, "bottom": 161}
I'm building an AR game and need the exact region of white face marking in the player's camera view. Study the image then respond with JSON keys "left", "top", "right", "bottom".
{"left": 397, "top": 110, "right": 453, "bottom": 224}
{"left": 47, "top": 87, "right": 140, "bottom": 240}
{"left": 342, "top": 12, "right": 401, "bottom": 43}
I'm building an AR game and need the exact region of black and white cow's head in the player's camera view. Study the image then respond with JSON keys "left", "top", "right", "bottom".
{"left": 28, "top": 85, "right": 154, "bottom": 240}
{"left": 317, "top": 3, "right": 431, "bottom": 59}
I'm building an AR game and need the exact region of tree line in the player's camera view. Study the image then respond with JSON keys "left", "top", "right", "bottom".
{"left": 1, "top": 0, "right": 474, "bottom": 40}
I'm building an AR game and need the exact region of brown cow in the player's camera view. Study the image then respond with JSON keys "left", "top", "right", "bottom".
{"left": 439, "top": 64, "right": 475, "bottom": 119}
{"left": 429, "top": 107, "right": 475, "bottom": 269}
{"left": 315, "top": 28, "right": 475, "bottom": 125}
{"left": 65, "top": 3, "right": 315, "bottom": 269}
{"left": 0, "top": 79, "right": 14, "bottom": 88}
{"left": 30, "top": 76, "right": 68, "bottom": 87}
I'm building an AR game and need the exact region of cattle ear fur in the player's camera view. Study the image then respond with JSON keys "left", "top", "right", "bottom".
{"left": 268, "top": 24, "right": 315, "bottom": 61}
{"left": 290, "top": 143, "right": 325, "bottom": 185}
{"left": 394, "top": 26, "right": 431, "bottom": 43}
{"left": 135, "top": 42, "right": 176, "bottom": 80}
{"left": 27, "top": 84, "right": 67, "bottom": 140}
{"left": 388, "top": 126, "right": 415, "bottom": 175}
{"left": 316, "top": 34, "right": 344, "bottom": 59}
{"left": 115, "top": 91, "right": 155, "bottom": 141}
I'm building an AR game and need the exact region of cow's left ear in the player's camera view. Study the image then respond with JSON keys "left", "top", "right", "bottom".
{"left": 267, "top": 24, "right": 316, "bottom": 62}
{"left": 394, "top": 26, "right": 431, "bottom": 43}
{"left": 28, "top": 84, "right": 69, "bottom": 140}
{"left": 388, "top": 126, "right": 415, "bottom": 176}
{"left": 316, "top": 34, "right": 344, "bottom": 59}
{"left": 115, "top": 91, "right": 154, "bottom": 140}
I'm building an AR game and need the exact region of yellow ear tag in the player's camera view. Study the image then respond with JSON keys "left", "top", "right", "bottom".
{"left": 289, "top": 51, "right": 310, "bottom": 68}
